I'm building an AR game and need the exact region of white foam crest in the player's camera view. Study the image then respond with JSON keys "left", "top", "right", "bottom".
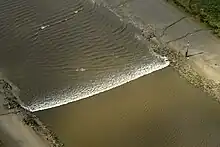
{"left": 22, "top": 59, "right": 169, "bottom": 112}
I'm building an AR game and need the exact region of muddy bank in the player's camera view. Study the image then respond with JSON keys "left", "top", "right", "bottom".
{"left": 168, "top": 0, "right": 220, "bottom": 37}
{"left": 101, "top": 0, "right": 220, "bottom": 102}
{"left": 0, "top": 78, "right": 63, "bottom": 147}
{"left": 149, "top": 37, "right": 220, "bottom": 102}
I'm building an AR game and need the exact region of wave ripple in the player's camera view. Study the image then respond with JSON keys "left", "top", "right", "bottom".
{"left": 0, "top": 0, "right": 169, "bottom": 112}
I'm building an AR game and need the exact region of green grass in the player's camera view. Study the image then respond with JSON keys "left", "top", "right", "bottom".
{"left": 171, "top": 0, "right": 220, "bottom": 37}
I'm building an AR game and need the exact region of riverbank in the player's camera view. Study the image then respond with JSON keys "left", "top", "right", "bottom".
{"left": 151, "top": 38, "right": 220, "bottom": 101}
{"left": 101, "top": 0, "right": 220, "bottom": 101}
{"left": 169, "top": 0, "right": 220, "bottom": 37}
{"left": 155, "top": 0, "right": 220, "bottom": 100}
{"left": 0, "top": 78, "right": 63, "bottom": 147}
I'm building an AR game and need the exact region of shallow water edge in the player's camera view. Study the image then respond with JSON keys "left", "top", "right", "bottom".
{"left": 0, "top": 78, "right": 64, "bottom": 147}
{"left": 151, "top": 37, "right": 220, "bottom": 102}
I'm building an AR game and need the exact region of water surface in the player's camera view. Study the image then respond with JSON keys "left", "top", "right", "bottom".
{"left": 37, "top": 67, "right": 220, "bottom": 147}
{"left": 0, "top": 0, "right": 168, "bottom": 111}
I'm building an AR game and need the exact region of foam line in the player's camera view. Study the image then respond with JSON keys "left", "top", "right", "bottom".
{"left": 22, "top": 58, "right": 169, "bottom": 112}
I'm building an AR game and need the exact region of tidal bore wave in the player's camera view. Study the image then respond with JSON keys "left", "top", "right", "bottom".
{"left": 0, "top": 0, "right": 169, "bottom": 112}
{"left": 24, "top": 59, "right": 169, "bottom": 112}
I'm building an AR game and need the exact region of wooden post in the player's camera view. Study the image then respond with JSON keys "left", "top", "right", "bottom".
{"left": 185, "top": 48, "right": 189, "bottom": 57}
{"left": 185, "top": 41, "right": 190, "bottom": 57}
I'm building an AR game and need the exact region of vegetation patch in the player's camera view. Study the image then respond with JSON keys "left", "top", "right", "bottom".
{"left": 169, "top": 0, "right": 220, "bottom": 37}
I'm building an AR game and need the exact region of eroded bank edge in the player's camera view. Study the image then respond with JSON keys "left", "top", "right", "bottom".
{"left": 151, "top": 38, "right": 220, "bottom": 102}
{"left": 0, "top": 79, "right": 64, "bottom": 147}
{"left": 101, "top": 0, "right": 220, "bottom": 102}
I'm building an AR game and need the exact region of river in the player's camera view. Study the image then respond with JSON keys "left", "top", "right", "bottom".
{"left": 0, "top": 0, "right": 168, "bottom": 111}
{"left": 1, "top": 0, "right": 220, "bottom": 146}
{"left": 36, "top": 67, "right": 220, "bottom": 147}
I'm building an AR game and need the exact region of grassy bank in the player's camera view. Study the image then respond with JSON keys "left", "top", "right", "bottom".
{"left": 170, "top": 0, "right": 220, "bottom": 37}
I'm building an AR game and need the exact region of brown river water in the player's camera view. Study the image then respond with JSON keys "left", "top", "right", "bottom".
{"left": 36, "top": 67, "right": 220, "bottom": 147}
{"left": 1, "top": 0, "right": 220, "bottom": 146}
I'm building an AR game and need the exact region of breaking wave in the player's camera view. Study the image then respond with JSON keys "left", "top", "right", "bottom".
{"left": 0, "top": 0, "right": 169, "bottom": 112}
{"left": 23, "top": 57, "right": 169, "bottom": 112}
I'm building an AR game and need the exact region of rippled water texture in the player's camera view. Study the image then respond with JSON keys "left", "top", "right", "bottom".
{"left": 0, "top": 0, "right": 168, "bottom": 111}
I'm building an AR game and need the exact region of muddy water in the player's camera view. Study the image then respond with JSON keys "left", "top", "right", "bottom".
{"left": 0, "top": 0, "right": 168, "bottom": 111}
{"left": 36, "top": 67, "right": 220, "bottom": 147}
{"left": 1, "top": 0, "right": 220, "bottom": 146}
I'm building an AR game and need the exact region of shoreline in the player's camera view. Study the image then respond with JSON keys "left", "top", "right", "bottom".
{"left": 102, "top": 0, "right": 220, "bottom": 102}
{"left": 0, "top": 0, "right": 220, "bottom": 146}
{"left": 0, "top": 78, "right": 63, "bottom": 147}
{"left": 152, "top": 1, "right": 220, "bottom": 101}
{"left": 150, "top": 37, "right": 220, "bottom": 101}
